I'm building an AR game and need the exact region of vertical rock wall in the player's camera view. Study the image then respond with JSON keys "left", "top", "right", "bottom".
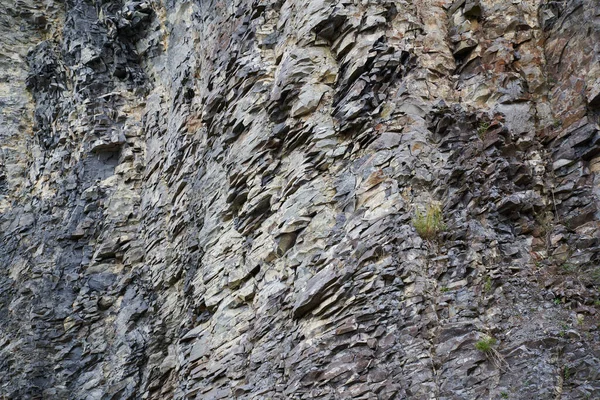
{"left": 1, "top": 0, "right": 600, "bottom": 398}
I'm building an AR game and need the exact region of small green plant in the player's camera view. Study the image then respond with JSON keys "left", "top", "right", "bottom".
{"left": 560, "top": 263, "right": 577, "bottom": 274}
{"left": 477, "top": 121, "right": 489, "bottom": 138}
{"left": 476, "top": 335, "right": 508, "bottom": 370}
{"left": 594, "top": 299, "right": 600, "bottom": 307}
{"left": 563, "top": 365, "right": 572, "bottom": 381}
{"left": 413, "top": 203, "right": 446, "bottom": 241}
{"left": 475, "top": 336, "right": 497, "bottom": 352}
{"left": 440, "top": 286, "right": 450, "bottom": 293}
{"left": 554, "top": 298, "right": 562, "bottom": 305}
{"left": 559, "top": 322, "right": 569, "bottom": 338}
{"left": 500, "top": 392, "right": 509, "bottom": 399}
{"left": 484, "top": 276, "right": 492, "bottom": 293}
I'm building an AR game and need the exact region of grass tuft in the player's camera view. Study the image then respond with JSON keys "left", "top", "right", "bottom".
{"left": 413, "top": 203, "right": 446, "bottom": 241}
{"left": 475, "top": 336, "right": 497, "bottom": 352}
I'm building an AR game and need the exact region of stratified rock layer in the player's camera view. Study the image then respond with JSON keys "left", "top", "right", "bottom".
{"left": 1, "top": 0, "right": 600, "bottom": 399}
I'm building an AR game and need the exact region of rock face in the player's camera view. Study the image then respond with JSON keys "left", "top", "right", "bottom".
{"left": 1, "top": 0, "right": 600, "bottom": 398}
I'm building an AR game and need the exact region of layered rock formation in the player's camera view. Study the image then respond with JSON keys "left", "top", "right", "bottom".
{"left": 1, "top": 0, "right": 600, "bottom": 398}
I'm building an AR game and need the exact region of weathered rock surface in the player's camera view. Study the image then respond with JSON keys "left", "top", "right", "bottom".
{"left": 1, "top": 0, "right": 600, "bottom": 399}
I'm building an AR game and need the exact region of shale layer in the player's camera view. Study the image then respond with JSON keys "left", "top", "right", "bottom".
{"left": 1, "top": 0, "right": 600, "bottom": 398}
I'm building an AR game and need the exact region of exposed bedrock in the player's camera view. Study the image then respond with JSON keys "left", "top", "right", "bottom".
{"left": 1, "top": 0, "right": 600, "bottom": 399}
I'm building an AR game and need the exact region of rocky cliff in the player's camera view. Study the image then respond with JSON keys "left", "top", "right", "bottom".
{"left": 1, "top": 0, "right": 600, "bottom": 398}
